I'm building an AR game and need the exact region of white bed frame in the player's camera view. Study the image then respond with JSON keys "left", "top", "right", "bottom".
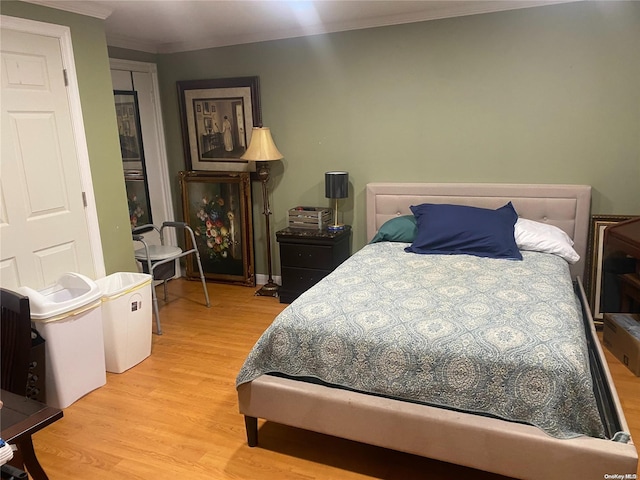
{"left": 238, "top": 183, "right": 638, "bottom": 479}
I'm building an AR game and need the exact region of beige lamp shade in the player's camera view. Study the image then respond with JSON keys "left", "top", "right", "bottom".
{"left": 240, "top": 127, "right": 283, "bottom": 161}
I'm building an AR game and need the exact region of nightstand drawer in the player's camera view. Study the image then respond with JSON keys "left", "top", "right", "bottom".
{"left": 281, "top": 266, "right": 331, "bottom": 291}
{"left": 280, "top": 244, "right": 333, "bottom": 269}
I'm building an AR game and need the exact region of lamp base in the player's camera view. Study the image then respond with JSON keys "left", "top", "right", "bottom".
{"left": 255, "top": 281, "right": 279, "bottom": 297}
{"left": 327, "top": 223, "right": 346, "bottom": 232}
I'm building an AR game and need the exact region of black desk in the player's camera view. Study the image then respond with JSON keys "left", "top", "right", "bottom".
{"left": 1, "top": 389, "right": 63, "bottom": 480}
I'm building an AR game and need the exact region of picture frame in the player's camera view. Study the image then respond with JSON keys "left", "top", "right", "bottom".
{"left": 177, "top": 77, "right": 261, "bottom": 172}
{"left": 124, "top": 170, "right": 152, "bottom": 230}
{"left": 585, "top": 214, "right": 638, "bottom": 321}
{"left": 179, "top": 171, "right": 255, "bottom": 286}
{"left": 114, "top": 90, "right": 144, "bottom": 162}
{"left": 114, "top": 90, "right": 153, "bottom": 230}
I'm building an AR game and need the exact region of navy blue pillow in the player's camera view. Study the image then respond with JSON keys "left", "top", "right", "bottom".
{"left": 404, "top": 202, "right": 522, "bottom": 260}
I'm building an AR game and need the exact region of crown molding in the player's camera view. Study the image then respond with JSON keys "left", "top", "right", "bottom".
{"left": 20, "top": 0, "right": 579, "bottom": 54}
{"left": 151, "top": 0, "right": 574, "bottom": 54}
{"left": 106, "top": 33, "right": 160, "bottom": 54}
{"left": 20, "top": 0, "right": 113, "bottom": 19}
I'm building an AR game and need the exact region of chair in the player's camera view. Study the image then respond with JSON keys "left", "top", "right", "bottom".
{"left": 1, "top": 288, "right": 39, "bottom": 479}
{"left": 132, "top": 222, "right": 210, "bottom": 335}
{"left": 1, "top": 288, "right": 31, "bottom": 397}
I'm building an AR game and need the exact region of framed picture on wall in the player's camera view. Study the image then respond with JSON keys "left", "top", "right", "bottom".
{"left": 114, "top": 91, "right": 144, "bottom": 162}
{"left": 177, "top": 77, "right": 261, "bottom": 172}
{"left": 585, "top": 214, "right": 638, "bottom": 321}
{"left": 179, "top": 170, "right": 255, "bottom": 286}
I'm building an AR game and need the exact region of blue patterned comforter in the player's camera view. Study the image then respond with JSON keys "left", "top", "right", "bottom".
{"left": 236, "top": 242, "right": 605, "bottom": 439}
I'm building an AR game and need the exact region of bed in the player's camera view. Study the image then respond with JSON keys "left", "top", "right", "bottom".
{"left": 236, "top": 183, "right": 638, "bottom": 479}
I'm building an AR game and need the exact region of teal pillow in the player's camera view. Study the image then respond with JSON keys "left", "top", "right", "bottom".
{"left": 370, "top": 215, "right": 417, "bottom": 243}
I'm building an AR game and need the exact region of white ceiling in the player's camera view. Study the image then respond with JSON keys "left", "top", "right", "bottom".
{"left": 24, "top": 0, "right": 575, "bottom": 54}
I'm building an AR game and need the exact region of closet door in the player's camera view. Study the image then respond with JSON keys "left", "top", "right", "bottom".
{"left": 110, "top": 61, "right": 175, "bottom": 249}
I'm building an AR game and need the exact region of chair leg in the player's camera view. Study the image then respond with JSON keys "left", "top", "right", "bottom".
{"left": 18, "top": 436, "right": 49, "bottom": 480}
{"left": 163, "top": 279, "right": 168, "bottom": 301}
{"left": 194, "top": 251, "right": 211, "bottom": 308}
{"left": 151, "top": 283, "right": 162, "bottom": 335}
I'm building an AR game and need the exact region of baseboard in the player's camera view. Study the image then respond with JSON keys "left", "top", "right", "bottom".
{"left": 255, "top": 274, "right": 282, "bottom": 286}
{"left": 170, "top": 266, "right": 281, "bottom": 290}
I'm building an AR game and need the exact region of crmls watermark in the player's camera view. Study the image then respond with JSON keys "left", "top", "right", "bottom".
{"left": 603, "top": 474, "right": 637, "bottom": 479}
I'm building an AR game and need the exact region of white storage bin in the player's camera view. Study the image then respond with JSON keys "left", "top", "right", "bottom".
{"left": 96, "top": 272, "right": 152, "bottom": 373}
{"left": 18, "top": 273, "right": 106, "bottom": 409}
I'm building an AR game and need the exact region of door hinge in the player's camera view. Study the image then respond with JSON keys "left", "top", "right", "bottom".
{"left": 82, "top": 191, "right": 87, "bottom": 207}
{"left": 63, "top": 69, "right": 69, "bottom": 86}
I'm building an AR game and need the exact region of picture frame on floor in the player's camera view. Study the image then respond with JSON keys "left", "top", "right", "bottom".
{"left": 586, "top": 214, "right": 638, "bottom": 321}
{"left": 177, "top": 76, "right": 261, "bottom": 172}
{"left": 179, "top": 171, "right": 255, "bottom": 286}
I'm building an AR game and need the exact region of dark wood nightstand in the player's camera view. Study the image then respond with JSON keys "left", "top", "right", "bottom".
{"left": 605, "top": 217, "right": 640, "bottom": 313}
{"left": 276, "top": 226, "right": 351, "bottom": 304}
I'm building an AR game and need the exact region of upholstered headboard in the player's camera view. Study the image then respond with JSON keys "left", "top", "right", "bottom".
{"left": 366, "top": 183, "right": 591, "bottom": 281}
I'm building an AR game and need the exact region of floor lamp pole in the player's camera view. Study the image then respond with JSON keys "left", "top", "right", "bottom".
{"left": 256, "top": 161, "right": 279, "bottom": 297}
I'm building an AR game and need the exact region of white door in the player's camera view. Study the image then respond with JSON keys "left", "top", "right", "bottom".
{"left": 0, "top": 24, "right": 98, "bottom": 289}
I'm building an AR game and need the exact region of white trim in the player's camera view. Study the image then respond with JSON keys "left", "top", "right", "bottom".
{"left": 1, "top": 15, "right": 106, "bottom": 279}
{"left": 109, "top": 58, "right": 176, "bottom": 247}
{"left": 106, "top": 34, "right": 159, "bottom": 55}
{"left": 20, "top": 0, "right": 580, "bottom": 54}
{"left": 19, "top": 0, "right": 113, "bottom": 19}
{"left": 255, "top": 274, "right": 281, "bottom": 288}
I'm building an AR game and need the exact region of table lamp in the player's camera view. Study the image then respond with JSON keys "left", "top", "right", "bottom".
{"left": 325, "top": 171, "right": 348, "bottom": 232}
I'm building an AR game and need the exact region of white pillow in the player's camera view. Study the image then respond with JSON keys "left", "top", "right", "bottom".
{"left": 514, "top": 218, "right": 580, "bottom": 264}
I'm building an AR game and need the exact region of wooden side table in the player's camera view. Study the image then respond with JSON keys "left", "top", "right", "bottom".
{"left": 276, "top": 226, "right": 351, "bottom": 304}
{"left": 605, "top": 217, "right": 640, "bottom": 313}
{"left": 1, "top": 389, "right": 63, "bottom": 479}
{"left": 605, "top": 217, "right": 640, "bottom": 260}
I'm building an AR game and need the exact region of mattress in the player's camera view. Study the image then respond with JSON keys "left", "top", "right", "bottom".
{"left": 236, "top": 242, "right": 606, "bottom": 440}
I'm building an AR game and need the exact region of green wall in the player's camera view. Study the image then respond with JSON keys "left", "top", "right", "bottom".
{"left": 151, "top": 1, "right": 639, "bottom": 274}
{"left": 2, "top": 1, "right": 137, "bottom": 274}
{"left": 5, "top": 1, "right": 639, "bottom": 279}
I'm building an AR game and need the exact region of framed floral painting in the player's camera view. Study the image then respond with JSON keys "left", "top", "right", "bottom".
{"left": 179, "top": 171, "right": 254, "bottom": 286}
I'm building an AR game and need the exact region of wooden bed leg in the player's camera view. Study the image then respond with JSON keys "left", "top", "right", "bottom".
{"left": 244, "top": 415, "right": 258, "bottom": 447}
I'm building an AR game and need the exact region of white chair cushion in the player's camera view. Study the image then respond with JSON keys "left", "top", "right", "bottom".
{"left": 134, "top": 245, "right": 182, "bottom": 262}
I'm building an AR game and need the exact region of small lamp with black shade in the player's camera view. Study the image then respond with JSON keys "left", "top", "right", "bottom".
{"left": 325, "top": 171, "right": 348, "bottom": 232}
{"left": 240, "top": 126, "right": 283, "bottom": 297}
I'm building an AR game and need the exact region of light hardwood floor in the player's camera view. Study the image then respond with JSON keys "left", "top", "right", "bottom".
{"left": 31, "top": 279, "right": 640, "bottom": 480}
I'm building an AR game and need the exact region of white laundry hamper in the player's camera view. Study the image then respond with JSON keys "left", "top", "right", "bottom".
{"left": 95, "top": 272, "right": 153, "bottom": 373}
{"left": 19, "top": 273, "right": 106, "bottom": 409}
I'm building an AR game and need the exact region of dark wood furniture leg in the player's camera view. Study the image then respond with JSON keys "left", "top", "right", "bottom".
{"left": 18, "top": 437, "right": 49, "bottom": 480}
{"left": 6, "top": 436, "right": 49, "bottom": 480}
{"left": 7, "top": 447, "right": 25, "bottom": 474}
{"left": 244, "top": 415, "right": 258, "bottom": 447}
